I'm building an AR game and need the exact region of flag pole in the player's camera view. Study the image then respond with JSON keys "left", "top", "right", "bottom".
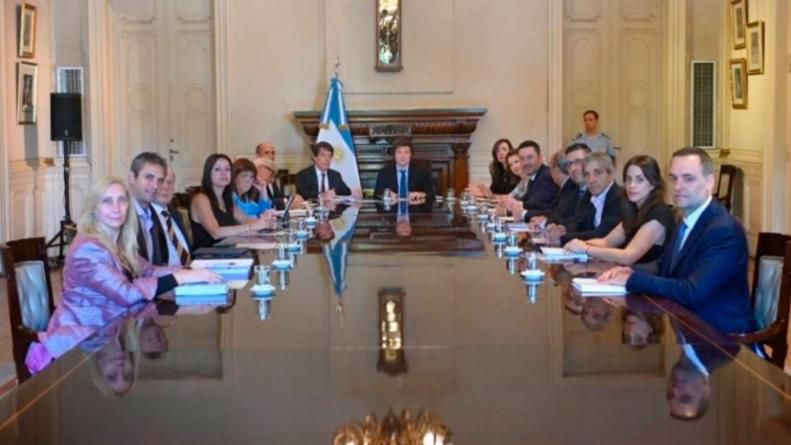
{"left": 334, "top": 53, "right": 340, "bottom": 79}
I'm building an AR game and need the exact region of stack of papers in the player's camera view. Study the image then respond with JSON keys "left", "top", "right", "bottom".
{"left": 571, "top": 278, "right": 627, "bottom": 296}
{"left": 539, "top": 247, "right": 588, "bottom": 262}
{"left": 236, "top": 242, "right": 278, "bottom": 250}
{"left": 190, "top": 258, "right": 254, "bottom": 289}
{"left": 507, "top": 223, "right": 533, "bottom": 233}
{"left": 174, "top": 283, "right": 230, "bottom": 305}
{"left": 274, "top": 209, "right": 308, "bottom": 217}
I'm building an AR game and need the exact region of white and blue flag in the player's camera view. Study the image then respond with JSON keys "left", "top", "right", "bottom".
{"left": 318, "top": 76, "right": 361, "bottom": 196}
{"left": 322, "top": 206, "right": 359, "bottom": 296}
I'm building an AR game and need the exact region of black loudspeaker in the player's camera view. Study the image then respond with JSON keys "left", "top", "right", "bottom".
{"left": 50, "top": 93, "right": 82, "bottom": 141}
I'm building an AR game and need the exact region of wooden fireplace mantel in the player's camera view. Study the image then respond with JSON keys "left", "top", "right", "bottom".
{"left": 293, "top": 108, "right": 487, "bottom": 197}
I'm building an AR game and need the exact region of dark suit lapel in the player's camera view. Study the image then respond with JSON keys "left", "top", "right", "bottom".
{"left": 136, "top": 215, "right": 149, "bottom": 260}
{"left": 669, "top": 202, "right": 717, "bottom": 274}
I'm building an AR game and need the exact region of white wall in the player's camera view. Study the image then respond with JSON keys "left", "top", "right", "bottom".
{"left": 223, "top": 0, "right": 550, "bottom": 182}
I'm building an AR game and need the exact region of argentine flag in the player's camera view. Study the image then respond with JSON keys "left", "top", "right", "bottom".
{"left": 319, "top": 77, "right": 361, "bottom": 196}
{"left": 322, "top": 205, "right": 359, "bottom": 296}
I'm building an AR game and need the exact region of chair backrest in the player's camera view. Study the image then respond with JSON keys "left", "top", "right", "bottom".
{"left": 0, "top": 237, "right": 56, "bottom": 382}
{"left": 769, "top": 240, "right": 791, "bottom": 364}
{"left": 751, "top": 232, "right": 791, "bottom": 302}
{"left": 715, "top": 164, "right": 738, "bottom": 211}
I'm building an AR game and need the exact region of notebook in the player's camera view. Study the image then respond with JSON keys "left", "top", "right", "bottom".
{"left": 571, "top": 278, "right": 627, "bottom": 296}
{"left": 539, "top": 247, "right": 588, "bottom": 262}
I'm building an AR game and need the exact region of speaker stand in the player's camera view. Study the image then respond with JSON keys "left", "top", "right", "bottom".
{"left": 46, "top": 144, "right": 75, "bottom": 264}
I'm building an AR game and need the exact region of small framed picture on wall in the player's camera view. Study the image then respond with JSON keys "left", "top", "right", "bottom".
{"left": 746, "top": 21, "right": 764, "bottom": 74}
{"left": 730, "top": 0, "right": 748, "bottom": 50}
{"left": 18, "top": 2, "right": 37, "bottom": 58}
{"left": 17, "top": 62, "right": 38, "bottom": 124}
{"left": 729, "top": 58, "right": 748, "bottom": 109}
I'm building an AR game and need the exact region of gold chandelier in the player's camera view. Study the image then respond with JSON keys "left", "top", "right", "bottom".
{"left": 332, "top": 409, "right": 452, "bottom": 445}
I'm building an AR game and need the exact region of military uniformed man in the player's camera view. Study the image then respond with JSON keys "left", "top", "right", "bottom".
{"left": 571, "top": 110, "right": 616, "bottom": 160}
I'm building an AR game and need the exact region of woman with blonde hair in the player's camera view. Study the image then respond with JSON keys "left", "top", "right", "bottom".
{"left": 25, "top": 177, "right": 220, "bottom": 373}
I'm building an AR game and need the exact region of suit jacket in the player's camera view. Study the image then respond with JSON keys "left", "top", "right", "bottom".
{"left": 269, "top": 182, "right": 286, "bottom": 210}
{"left": 627, "top": 200, "right": 754, "bottom": 334}
{"left": 373, "top": 162, "right": 435, "bottom": 202}
{"left": 33, "top": 234, "right": 173, "bottom": 363}
{"left": 166, "top": 204, "right": 192, "bottom": 253}
{"left": 524, "top": 178, "right": 579, "bottom": 222}
{"left": 136, "top": 206, "right": 169, "bottom": 266}
{"left": 521, "top": 164, "right": 558, "bottom": 211}
{"left": 559, "top": 182, "right": 624, "bottom": 244}
{"left": 295, "top": 166, "right": 351, "bottom": 200}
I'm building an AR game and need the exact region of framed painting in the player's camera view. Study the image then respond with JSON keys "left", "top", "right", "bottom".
{"left": 730, "top": 0, "right": 748, "bottom": 50}
{"left": 17, "top": 62, "right": 38, "bottom": 124}
{"left": 375, "top": 0, "right": 402, "bottom": 72}
{"left": 746, "top": 21, "right": 764, "bottom": 74}
{"left": 729, "top": 58, "right": 748, "bottom": 109}
{"left": 18, "top": 2, "right": 37, "bottom": 58}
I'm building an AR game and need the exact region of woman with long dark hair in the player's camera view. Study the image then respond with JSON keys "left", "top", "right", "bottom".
{"left": 468, "top": 139, "right": 519, "bottom": 196}
{"left": 190, "top": 154, "right": 276, "bottom": 248}
{"left": 565, "top": 155, "right": 675, "bottom": 264}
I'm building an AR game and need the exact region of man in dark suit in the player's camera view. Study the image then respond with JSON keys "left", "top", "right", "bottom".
{"left": 547, "top": 152, "right": 623, "bottom": 245}
{"left": 373, "top": 137, "right": 435, "bottom": 203}
{"left": 295, "top": 141, "right": 352, "bottom": 201}
{"left": 254, "top": 157, "right": 286, "bottom": 210}
{"left": 504, "top": 140, "right": 558, "bottom": 217}
{"left": 153, "top": 166, "right": 192, "bottom": 266}
{"left": 523, "top": 150, "right": 579, "bottom": 222}
{"left": 128, "top": 152, "right": 169, "bottom": 266}
{"left": 600, "top": 147, "right": 755, "bottom": 335}
{"left": 527, "top": 143, "right": 591, "bottom": 226}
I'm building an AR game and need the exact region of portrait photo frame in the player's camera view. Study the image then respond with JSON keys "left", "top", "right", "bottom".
{"left": 375, "top": 0, "right": 403, "bottom": 72}
{"left": 729, "top": 58, "right": 748, "bottom": 109}
{"left": 730, "top": 0, "right": 748, "bottom": 50}
{"left": 17, "top": 62, "right": 38, "bottom": 124}
{"left": 18, "top": 2, "right": 37, "bottom": 58}
{"left": 746, "top": 21, "right": 764, "bottom": 74}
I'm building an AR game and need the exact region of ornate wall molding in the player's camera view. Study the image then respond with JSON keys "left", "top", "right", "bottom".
{"left": 213, "top": 0, "right": 230, "bottom": 155}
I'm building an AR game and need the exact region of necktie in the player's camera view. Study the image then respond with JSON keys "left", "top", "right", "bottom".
{"left": 670, "top": 221, "right": 688, "bottom": 267}
{"left": 399, "top": 170, "right": 408, "bottom": 199}
{"left": 321, "top": 173, "right": 327, "bottom": 193}
{"left": 162, "top": 210, "right": 190, "bottom": 266}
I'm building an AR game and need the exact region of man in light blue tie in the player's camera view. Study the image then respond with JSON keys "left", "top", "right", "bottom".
{"left": 599, "top": 147, "right": 754, "bottom": 334}
{"left": 374, "top": 137, "right": 435, "bottom": 206}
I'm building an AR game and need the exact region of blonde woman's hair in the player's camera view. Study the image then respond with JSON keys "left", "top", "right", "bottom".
{"left": 76, "top": 177, "right": 141, "bottom": 276}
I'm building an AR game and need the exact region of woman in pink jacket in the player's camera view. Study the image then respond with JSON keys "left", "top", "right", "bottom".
{"left": 26, "top": 177, "right": 220, "bottom": 373}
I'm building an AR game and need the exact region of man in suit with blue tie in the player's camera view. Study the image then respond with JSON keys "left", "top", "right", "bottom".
{"left": 373, "top": 137, "right": 435, "bottom": 205}
{"left": 600, "top": 147, "right": 755, "bottom": 334}
{"left": 295, "top": 141, "right": 352, "bottom": 201}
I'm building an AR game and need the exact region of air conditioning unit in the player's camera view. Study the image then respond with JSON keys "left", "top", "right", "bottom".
{"left": 690, "top": 61, "right": 717, "bottom": 148}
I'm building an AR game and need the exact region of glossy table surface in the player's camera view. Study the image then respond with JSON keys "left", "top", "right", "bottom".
{"left": 1, "top": 203, "right": 789, "bottom": 444}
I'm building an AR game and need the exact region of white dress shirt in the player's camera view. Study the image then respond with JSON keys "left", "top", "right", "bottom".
{"left": 315, "top": 167, "right": 329, "bottom": 193}
{"left": 678, "top": 195, "right": 713, "bottom": 250}
{"left": 590, "top": 181, "right": 614, "bottom": 228}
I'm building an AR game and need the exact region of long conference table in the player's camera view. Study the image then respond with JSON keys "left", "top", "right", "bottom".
{"left": 0, "top": 201, "right": 790, "bottom": 444}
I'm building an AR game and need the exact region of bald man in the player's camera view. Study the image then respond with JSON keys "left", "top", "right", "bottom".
{"left": 256, "top": 142, "right": 276, "bottom": 162}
